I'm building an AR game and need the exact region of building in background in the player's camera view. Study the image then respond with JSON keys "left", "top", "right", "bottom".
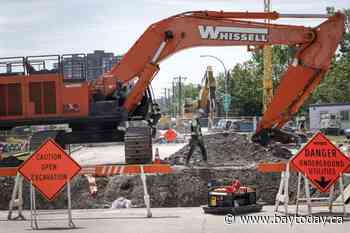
{"left": 54, "top": 50, "right": 122, "bottom": 81}
{"left": 59, "top": 54, "right": 86, "bottom": 81}
{"left": 309, "top": 103, "right": 350, "bottom": 131}
{"left": 87, "top": 50, "right": 121, "bottom": 81}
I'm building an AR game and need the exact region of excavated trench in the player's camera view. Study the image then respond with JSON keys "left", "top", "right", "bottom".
{"left": 0, "top": 133, "right": 302, "bottom": 210}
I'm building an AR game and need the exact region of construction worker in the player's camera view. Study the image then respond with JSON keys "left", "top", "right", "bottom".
{"left": 114, "top": 80, "right": 126, "bottom": 107}
{"left": 147, "top": 103, "right": 162, "bottom": 137}
{"left": 115, "top": 81, "right": 129, "bottom": 131}
{"left": 186, "top": 109, "right": 208, "bottom": 166}
{"left": 0, "top": 147, "right": 3, "bottom": 161}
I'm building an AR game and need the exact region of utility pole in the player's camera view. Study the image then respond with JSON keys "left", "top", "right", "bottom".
{"left": 263, "top": 0, "right": 273, "bottom": 113}
{"left": 162, "top": 88, "right": 168, "bottom": 115}
{"left": 172, "top": 81, "right": 176, "bottom": 117}
{"left": 167, "top": 88, "right": 171, "bottom": 116}
{"left": 173, "top": 76, "right": 187, "bottom": 118}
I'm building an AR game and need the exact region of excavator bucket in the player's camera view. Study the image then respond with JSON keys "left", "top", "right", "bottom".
{"left": 255, "top": 12, "right": 345, "bottom": 144}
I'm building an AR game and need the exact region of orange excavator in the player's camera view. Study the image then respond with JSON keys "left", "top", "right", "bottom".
{"left": 0, "top": 10, "right": 345, "bottom": 162}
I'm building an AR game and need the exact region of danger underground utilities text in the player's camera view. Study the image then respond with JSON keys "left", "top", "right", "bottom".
{"left": 298, "top": 148, "right": 346, "bottom": 176}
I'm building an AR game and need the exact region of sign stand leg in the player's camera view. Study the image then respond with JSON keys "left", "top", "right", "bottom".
{"left": 140, "top": 166, "right": 152, "bottom": 218}
{"left": 339, "top": 174, "right": 346, "bottom": 216}
{"left": 29, "top": 180, "right": 76, "bottom": 229}
{"left": 274, "top": 171, "right": 284, "bottom": 213}
{"left": 328, "top": 185, "right": 334, "bottom": 213}
{"left": 295, "top": 172, "right": 348, "bottom": 216}
{"left": 283, "top": 164, "right": 290, "bottom": 214}
{"left": 8, "top": 173, "right": 25, "bottom": 220}
{"left": 30, "top": 181, "right": 33, "bottom": 228}
{"left": 67, "top": 179, "right": 75, "bottom": 228}
{"left": 296, "top": 172, "right": 302, "bottom": 215}
{"left": 295, "top": 173, "right": 313, "bottom": 215}
{"left": 30, "top": 182, "right": 38, "bottom": 229}
{"left": 303, "top": 176, "right": 312, "bottom": 215}
{"left": 274, "top": 163, "right": 290, "bottom": 214}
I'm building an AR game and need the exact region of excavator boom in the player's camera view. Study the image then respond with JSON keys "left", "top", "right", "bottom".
{"left": 92, "top": 11, "right": 344, "bottom": 142}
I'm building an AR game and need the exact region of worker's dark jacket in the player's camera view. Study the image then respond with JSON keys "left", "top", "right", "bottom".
{"left": 190, "top": 118, "right": 203, "bottom": 141}
{"left": 186, "top": 117, "right": 207, "bottom": 163}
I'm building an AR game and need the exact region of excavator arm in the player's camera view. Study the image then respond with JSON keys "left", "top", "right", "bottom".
{"left": 183, "top": 66, "right": 216, "bottom": 119}
{"left": 198, "top": 66, "right": 216, "bottom": 112}
{"left": 92, "top": 10, "right": 345, "bottom": 142}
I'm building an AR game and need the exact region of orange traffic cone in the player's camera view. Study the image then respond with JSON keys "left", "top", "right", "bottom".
{"left": 154, "top": 148, "right": 160, "bottom": 164}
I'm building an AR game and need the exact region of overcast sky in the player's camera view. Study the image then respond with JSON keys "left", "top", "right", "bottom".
{"left": 0, "top": 0, "right": 348, "bottom": 96}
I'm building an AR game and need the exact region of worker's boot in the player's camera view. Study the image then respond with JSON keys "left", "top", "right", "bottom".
{"left": 185, "top": 159, "right": 193, "bottom": 168}
{"left": 202, "top": 161, "right": 210, "bottom": 167}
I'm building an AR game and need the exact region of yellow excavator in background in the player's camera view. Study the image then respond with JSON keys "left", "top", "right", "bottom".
{"left": 183, "top": 66, "right": 216, "bottom": 128}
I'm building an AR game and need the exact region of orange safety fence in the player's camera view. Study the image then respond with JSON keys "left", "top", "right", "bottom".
{"left": 0, "top": 164, "right": 172, "bottom": 177}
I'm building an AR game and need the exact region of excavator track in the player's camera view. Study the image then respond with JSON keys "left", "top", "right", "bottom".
{"left": 124, "top": 127, "right": 153, "bottom": 164}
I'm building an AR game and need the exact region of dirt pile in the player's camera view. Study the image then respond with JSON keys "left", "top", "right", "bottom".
{"left": 0, "top": 133, "right": 296, "bottom": 210}
{"left": 0, "top": 169, "right": 292, "bottom": 210}
{"left": 169, "top": 132, "right": 292, "bottom": 166}
{"left": 1, "top": 169, "right": 347, "bottom": 211}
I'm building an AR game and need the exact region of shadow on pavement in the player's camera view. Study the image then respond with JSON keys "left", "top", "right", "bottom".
{"left": 75, "top": 216, "right": 180, "bottom": 221}
{"left": 25, "top": 227, "right": 85, "bottom": 231}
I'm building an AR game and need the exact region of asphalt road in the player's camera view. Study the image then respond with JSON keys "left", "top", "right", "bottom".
{"left": 1, "top": 205, "right": 350, "bottom": 233}
{"left": 71, "top": 142, "right": 186, "bottom": 166}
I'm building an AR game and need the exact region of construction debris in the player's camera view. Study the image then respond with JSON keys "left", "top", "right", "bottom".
{"left": 110, "top": 197, "right": 132, "bottom": 209}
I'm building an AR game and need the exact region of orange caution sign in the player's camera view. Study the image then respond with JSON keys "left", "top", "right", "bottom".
{"left": 291, "top": 132, "right": 350, "bottom": 192}
{"left": 18, "top": 139, "right": 81, "bottom": 201}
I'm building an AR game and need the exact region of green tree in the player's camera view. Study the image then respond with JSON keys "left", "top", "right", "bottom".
{"left": 310, "top": 8, "right": 350, "bottom": 104}
{"left": 251, "top": 45, "right": 291, "bottom": 88}
{"left": 311, "top": 53, "right": 350, "bottom": 103}
{"left": 216, "top": 61, "right": 263, "bottom": 116}
{"left": 168, "top": 82, "right": 199, "bottom": 116}
{"left": 183, "top": 83, "right": 200, "bottom": 100}
{"left": 214, "top": 45, "right": 291, "bottom": 116}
